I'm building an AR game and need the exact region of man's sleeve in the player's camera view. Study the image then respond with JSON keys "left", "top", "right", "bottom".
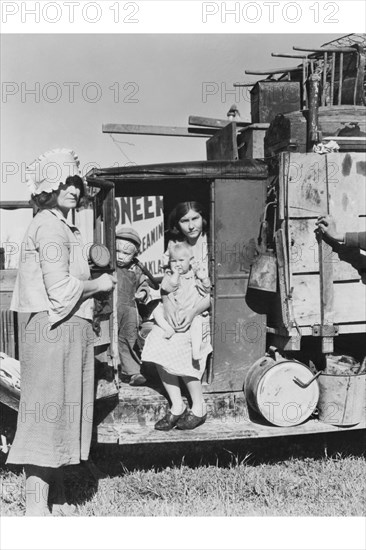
{"left": 344, "top": 232, "right": 366, "bottom": 251}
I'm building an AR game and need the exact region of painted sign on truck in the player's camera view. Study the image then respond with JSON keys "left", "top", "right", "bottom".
{"left": 115, "top": 196, "right": 164, "bottom": 276}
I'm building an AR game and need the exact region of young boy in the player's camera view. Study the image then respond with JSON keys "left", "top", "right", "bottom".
{"left": 154, "top": 241, "right": 211, "bottom": 361}
{"left": 116, "top": 226, "right": 150, "bottom": 386}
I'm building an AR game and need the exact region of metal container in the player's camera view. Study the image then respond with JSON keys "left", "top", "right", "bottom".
{"left": 244, "top": 356, "right": 319, "bottom": 427}
{"left": 250, "top": 81, "right": 301, "bottom": 123}
{"left": 317, "top": 372, "right": 366, "bottom": 426}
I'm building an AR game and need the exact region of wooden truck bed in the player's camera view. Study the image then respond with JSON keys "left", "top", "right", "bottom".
{"left": 94, "top": 383, "right": 366, "bottom": 445}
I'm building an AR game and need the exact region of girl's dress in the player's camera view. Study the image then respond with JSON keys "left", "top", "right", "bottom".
{"left": 7, "top": 209, "right": 95, "bottom": 468}
{"left": 141, "top": 233, "right": 212, "bottom": 380}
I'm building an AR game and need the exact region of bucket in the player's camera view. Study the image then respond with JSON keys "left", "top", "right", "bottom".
{"left": 317, "top": 372, "right": 366, "bottom": 426}
{"left": 244, "top": 356, "right": 319, "bottom": 427}
{"left": 248, "top": 219, "right": 277, "bottom": 293}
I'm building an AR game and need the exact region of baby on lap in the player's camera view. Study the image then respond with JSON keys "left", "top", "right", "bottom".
{"left": 154, "top": 242, "right": 211, "bottom": 360}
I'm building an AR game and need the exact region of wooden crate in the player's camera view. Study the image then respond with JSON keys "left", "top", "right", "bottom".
{"left": 238, "top": 123, "right": 269, "bottom": 160}
{"left": 278, "top": 152, "right": 366, "bottom": 330}
{"left": 264, "top": 112, "right": 307, "bottom": 157}
{"left": 310, "top": 106, "right": 366, "bottom": 137}
{"left": 206, "top": 122, "right": 238, "bottom": 161}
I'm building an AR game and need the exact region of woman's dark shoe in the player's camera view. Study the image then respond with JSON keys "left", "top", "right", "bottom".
{"left": 119, "top": 372, "right": 146, "bottom": 386}
{"left": 129, "top": 373, "right": 147, "bottom": 386}
{"left": 154, "top": 409, "right": 187, "bottom": 431}
{"left": 176, "top": 410, "right": 207, "bottom": 430}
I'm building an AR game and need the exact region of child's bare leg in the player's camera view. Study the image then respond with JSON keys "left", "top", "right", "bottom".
{"left": 182, "top": 376, "right": 207, "bottom": 417}
{"left": 153, "top": 303, "right": 175, "bottom": 338}
{"left": 190, "top": 316, "right": 203, "bottom": 360}
{"left": 156, "top": 366, "right": 185, "bottom": 415}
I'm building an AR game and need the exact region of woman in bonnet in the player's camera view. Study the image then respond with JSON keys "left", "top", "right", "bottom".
{"left": 7, "top": 149, "right": 117, "bottom": 516}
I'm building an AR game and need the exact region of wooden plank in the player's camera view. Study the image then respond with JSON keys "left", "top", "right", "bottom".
{"left": 292, "top": 275, "right": 366, "bottom": 325}
{"left": 317, "top": 158, "right": 334, "bottom": 352}
{"left": 88, "top": 160, "right": 268, "bottom": 182}
{"left": 322, "top": 137, "right": 366, "bottom": 152}
{"left": 243, "top": 123, "right": 270, "bottom": 130}
{"left": 245, "top": 65, "right": 303, "bottom": 75}
{"left": 189, "top": 115, "right": 229, "bottom": 128}
{"left": 318, "top": 238, "right": 335, "bottom": 351}
{"left": 354, "top": 47, "right": 365, "bottom": 105}
{"left": 0, "top": 201, "right": 32, "bottom": 209}
{"left": 234, "top": 82, "right": 258, "bottom": 88}
{"left": 188, "top": 115, "right": 250, "bottom": 129}
{"left": 286, "top": 153, "right": 366, "bottom": 218}
{"left": 326, "top": 152, "right": 366, "bottom": 224}
{"left": 291, "top": 323, "right": 366, "bottom": 336}
{"left": 96, "top": 414, "right": 366, "bottom": 445}
{"left": 287, "top": 154, "right": 328, "bottom": 216}
{"left": 293, "top": 46, "right": 355, "bottom": 54}
{"left": 206, "top": 122, "right": 238, "bottom": 161}
{"left": 289, "top": 219, "right": 363, "bottom": 281}
{"left": 317, "top": 106, "right": 366, "bottom": 135}
{"left": 308, "top": 73, "right": 322, "bottom": 142}
{"left": 338, "top": 53, "right": 344, "bottom": 105}
{"left": 102, "top": 123, "right": 215, "bottom": 138}
{"left": 104, "top": 387, "right": 251, "bottom": 425}
{"left": 275, "top": 229, "right": 291, "bottom": 328}
{"left": 278, "top": 152, "right": 290, "bottom": 220}
{"left": 272, "top": 53, "right": 309, "bottom": 59}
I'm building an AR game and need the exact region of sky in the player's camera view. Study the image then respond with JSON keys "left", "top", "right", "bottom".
{"left": 1, "top": 32, "right": 343, "bottom": 201}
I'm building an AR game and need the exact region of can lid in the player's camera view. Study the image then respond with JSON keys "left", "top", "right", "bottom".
{"left": 89, "top": 244, "right": 111, "bottom": 268}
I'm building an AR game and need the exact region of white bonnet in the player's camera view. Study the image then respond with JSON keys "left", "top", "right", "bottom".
{"left": 25, "top": 148, "right": 81, "bottom": 195}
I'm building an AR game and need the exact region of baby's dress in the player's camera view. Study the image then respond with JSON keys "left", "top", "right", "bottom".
{"left": 141, "top": 234, "right": 211, "bottom": 379}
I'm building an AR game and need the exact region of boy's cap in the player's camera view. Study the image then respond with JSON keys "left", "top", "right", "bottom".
{"left": 116, "top": 226, "right": 141, "bottom": 247}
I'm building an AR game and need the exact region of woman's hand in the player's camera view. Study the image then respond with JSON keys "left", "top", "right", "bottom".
{"left": 174, "top": 308, "right": 195, "bottom": 332}
{"left": 195, "top": 263, "right": 209, "bottom": 281}
{"left": 82, "top": 274, "right": 117, "bottom": 301}
{"left": 96, "top": 273, "right": 117, "bottom": 293}
{"left": 162, "top": 298, "right": 181, "bottom": 327}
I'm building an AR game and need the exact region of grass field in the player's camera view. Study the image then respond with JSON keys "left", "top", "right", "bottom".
{"left": 1, "top": 432, "right": 365, "bottom": 517}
